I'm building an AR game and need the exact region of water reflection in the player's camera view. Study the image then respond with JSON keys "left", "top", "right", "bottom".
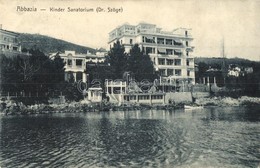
{"left": 202, "top": 106, "right": 260, "bottom": 122}
{"left": 105, "top": 109, "right": 185, "bottom": 121}
{"left": 0, "top": 106, "right": 259, "bottom": 167}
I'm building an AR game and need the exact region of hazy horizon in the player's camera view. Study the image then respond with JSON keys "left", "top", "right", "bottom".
{"left": 1, "top": 0, "right": 260, "bottom": 61}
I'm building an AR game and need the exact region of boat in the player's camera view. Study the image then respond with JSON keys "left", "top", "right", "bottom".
{"left": 184, "top": 105, "right": 204, "bottom": 110}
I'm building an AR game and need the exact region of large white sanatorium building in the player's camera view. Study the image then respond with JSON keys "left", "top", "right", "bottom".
{"left": 108, "top": 22, "right": 195, "bottom": 84}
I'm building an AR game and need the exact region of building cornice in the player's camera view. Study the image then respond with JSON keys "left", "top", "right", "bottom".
{"left": 0, "top": 29, "right": 20, "bottom": 36}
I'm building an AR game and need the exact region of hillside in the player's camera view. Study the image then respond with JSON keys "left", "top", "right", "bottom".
{"left": 194, "top": 57, "right": 260, "bottom": 72}
{"left": 17, "top": 33, "right": 96, "bottom": 54}
{"left": 195, "top": 56, "right": 260, "bottom": 77}
{"left": 194, "top": 57, "right": 257, "bottom": 66}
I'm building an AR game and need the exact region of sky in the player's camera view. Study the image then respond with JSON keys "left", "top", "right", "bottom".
{"left": 1, "top": 0, "right": 260, "bottom": 61}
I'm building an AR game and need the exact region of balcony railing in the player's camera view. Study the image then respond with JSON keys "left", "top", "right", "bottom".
{"left": 157, "top": 65, "right": 185, "bottom": 69}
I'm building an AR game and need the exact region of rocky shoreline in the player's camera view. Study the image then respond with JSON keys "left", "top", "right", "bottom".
{"left": 0, "top": 100, "right": 182, "bottom": 116}
{"left": 0, "top": 96, "right": 259, "bottom": 115}
{"left": 195, "top": 96, "right": 260, "bottom": 106}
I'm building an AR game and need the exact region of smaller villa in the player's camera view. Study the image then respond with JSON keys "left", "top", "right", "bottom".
{"left": 49, "top": 50, "right": 107, "bottom": 83}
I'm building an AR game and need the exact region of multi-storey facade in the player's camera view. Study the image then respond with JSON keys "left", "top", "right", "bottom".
{"left": 0, "top": 26, "right": 22, "bottom": 57}
{"left": 50, "top": 50, "right": 106, "bottom": 82}
{"left": 108, "top": 23, "right": 195, "bottom": 84}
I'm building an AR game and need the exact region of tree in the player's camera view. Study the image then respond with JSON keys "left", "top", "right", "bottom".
{"left": 19, "top": 55, "right": 40, "bottom": 82}
{"left": 0, "top": 56, "right": 19, "bottom": 93}
{"left": 107, "top": 41, "right": 128, "bottom": 79}
{"left": 0, "top": 48, "right": 66, "bottom": 103}
{"left": 86, "top": 63, "right": 113, "bottom": 85}
{"left": 61, "top": 82, "right": 83, "bottom": 102}
{"left": 50, "top": 54, "right": 66, "bottom": 91}
{"left": 127, "top": 44, "right": 157, "bottom": 81}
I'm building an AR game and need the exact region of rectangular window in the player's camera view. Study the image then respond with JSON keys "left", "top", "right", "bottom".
{"left": 186, "top": 60, "right": 190, "bottom": 66}
{"left": 174, "top": 59, "right": 181, "bottom": 66}
{"left": 166, "top": 39, "right": 173, "bottom": 45}
{"left": 143, "top": 36, "right": 155, "bottom": 43}
{"left": 67, "top": 59, "right": 72, "bottom": 66}
{"left": 146, "top": 47, "right": 154, "bottom": 54}
{"left": 158, "top": 48, "right": 166, "bottom": 55}
{"left": 174, "top": 40, "right": 182, "bottom": 46}
{"left": 157, "top": 38, "right": 164, "bottom": 45}
{"left": 76, "top": 72, "right": 83, "bottom": 81}
{"left": 187, "top": 70, "right": 190, "bottom": 76}
{"left": 76, "top": 59, "right": 83, "bottom": 66}
{"left": 158, "top": 58, "right": 165, "bottom": 65}
{"left": 130, "top": 96, "right": 136, "bottom": 100}
{"left": 186, "top": 41, "right": 189, "bottom": 46}
{"left": 159, "top": 69, "right": 166, "bottom": 76}
{"left": 130, "top": 39, "right": 133, "bottom": 44}
{"left": 167, "top": 69, "right": 174, "bottom": 76}
{"left": 166, "top": 49, "right": 173, "bottom": 55}
{"left": 166, "top": 59, "right": 174, "bottom": 65}
{"left": 174, "top": 50, "right": 182, "bottom": 56}
{"left": 142, "top": 95, "right": 149, "bottom": 100}
{"left": 153, "top": 95, "right": 162, "bottom": 99}
{"left": 175, "top": 69, "right": 181, "bottom": 76}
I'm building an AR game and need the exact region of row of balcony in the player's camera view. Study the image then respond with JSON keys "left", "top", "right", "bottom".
{"left": 159, "top": 73, "right": 195, "bottom": 78}
{"left": 149, "top": 53, "right": 194, "bottom": 58}
{"left": 157, "top": 64, "right": 194, "bottom": 67}
{"left": 141, "top": 42, "right": 194, "bottom": 48}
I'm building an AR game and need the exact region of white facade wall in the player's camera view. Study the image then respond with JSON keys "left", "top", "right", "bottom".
{"left": 56, "top": 51, "right": 106, "bottom": 83}
{"left": 0, "top": 29, "right": 23, "bottom": 57}
{"left": 108, "top": 23, "right": 195, "bottom": 84}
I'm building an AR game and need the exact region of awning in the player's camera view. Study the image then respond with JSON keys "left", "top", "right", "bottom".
{"left": 186, "top": 48, "right": 193, "bottom": 51}
{"left": 174, "top": 39, "right": 182, "bottom": 43}
{"left": 174, "top": 49, "right": 182, "bottom": 52}
{"left": 145, "top": 36, "right": 154, "bottom": 40}
{"left": 158, "top": 48, "right": 166, "bottom": 53}
{"left": 174, "top": 49, "right": 182, "bottom": 55}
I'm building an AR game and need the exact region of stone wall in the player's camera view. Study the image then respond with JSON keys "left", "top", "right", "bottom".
{"left": 192, "top": 92, "right": 210, "bottom": 99}
{"left": 165, "top": 92, "right": 193, "bottom": 104}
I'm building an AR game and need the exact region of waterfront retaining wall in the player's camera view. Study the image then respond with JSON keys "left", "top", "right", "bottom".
{"left": 165, "top": 92, "right": 193, "bottom": 104}
{"left": 192, "top": 92, "right": 210, "bottom": 99}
